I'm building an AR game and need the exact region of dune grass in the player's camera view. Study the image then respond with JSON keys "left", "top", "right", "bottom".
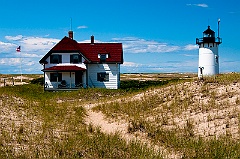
{"left": 94, "top": 73, "right": 240, "bottom": 158}
{"left": 1, "top": 73, "right": 240, "bottom": 158}
{"left": 0, "top": 82, "right": 163, "bottom": 158}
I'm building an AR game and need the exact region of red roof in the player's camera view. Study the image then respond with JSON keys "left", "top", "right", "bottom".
{"left": 51, "top": 37, "right": 79, "bottom": 52}
{"left": 39, "top": 36, "right": 123, "bottom": 64}
{"left": 78, "top": 43, "right": 123, "bottom": 63}
{"left": 42, "top": 65, "right": 86, "bottom": 72}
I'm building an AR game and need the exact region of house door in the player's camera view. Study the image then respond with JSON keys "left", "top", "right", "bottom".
{"left": 75, "top": 71, "right": 83, "bottom": 86}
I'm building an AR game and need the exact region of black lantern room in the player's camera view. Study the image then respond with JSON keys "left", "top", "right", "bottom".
{"left": 196, "top": 25, "right": 222, "bottom": 45}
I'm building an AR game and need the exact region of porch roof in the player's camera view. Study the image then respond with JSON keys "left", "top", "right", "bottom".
{"left": 42, "top": 65, "right": 86, "bottom": 72}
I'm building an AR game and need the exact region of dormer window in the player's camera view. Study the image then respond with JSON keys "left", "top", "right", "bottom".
{"left": 70, "top": 54, "right": 82, "bottom": 63}
{"left": 98, "top": 54, "right": 108, "bottom": 63}
{"left": 50, "top": 54, "right": 62, "bottom": 64}
{"left": 100, "top": 54, "right": 106, "bottom": 62}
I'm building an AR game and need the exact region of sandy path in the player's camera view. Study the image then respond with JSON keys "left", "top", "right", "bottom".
{"left": 84, "top": 110, "right": 180, "bottom": 159}
{"left": 83, "top": 81, "right": 240, "bottom": 158}
{"left": 83, "top": 92, "right": 182, "bottom": 159}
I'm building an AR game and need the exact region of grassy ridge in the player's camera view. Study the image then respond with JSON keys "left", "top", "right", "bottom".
{"left": 0, "top": 82, "right": 163, "bottom": 158}
{"left": 95, "top": 73, "right": 240, "bottom": 158}
{"left": 0, "top": 73, "right": 240, "bottom": 158}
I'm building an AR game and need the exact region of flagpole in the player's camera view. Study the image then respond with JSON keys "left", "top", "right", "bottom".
{"left": 16, "top": 46, "right": 22, "bottom": 84}
{"left": 20, "top": 52, "right": 22, "bottom": 84}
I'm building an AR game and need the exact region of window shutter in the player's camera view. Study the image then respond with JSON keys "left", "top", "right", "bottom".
{"left": 58, "top": 55, "right": 62, "bottom": 63}
{"left": 70, "top": 55, "right": 73, "bottom": 63}
{"left": 50, "top": 55, "right": 53, "bottom": 63}
{"left": 78, "top": 54, "right": 82, "bottom": 63}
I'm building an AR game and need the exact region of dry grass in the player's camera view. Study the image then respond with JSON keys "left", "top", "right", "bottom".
{"left": 1, "top": 73, "right": 240, "bottom": 158}
{"left": 94, "top": 73, "right": 240, "bottom": 158}
{"left": 121, "top": 73, "right": 196, "bottom": 81}
{"left": 0, "top": 80, "right": 162, "bottom": 158}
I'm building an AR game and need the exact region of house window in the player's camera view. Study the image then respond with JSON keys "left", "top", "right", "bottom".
{"left": 50, "top": 73, "right": 62, "bottom": 82}
{"left": 50, "top": 54, "right": 62, "bottom": 64}
{"left": 97, "top": 72, "right": 109, "bottom": 82}
{"left": 70, "top": 54, "right": 82, "bottom": 63}
{"left": 100, "top": 54, "right": 106, "bottom": 62}
{"left": 98, "top": 54, "right": 108, "bottom": 63}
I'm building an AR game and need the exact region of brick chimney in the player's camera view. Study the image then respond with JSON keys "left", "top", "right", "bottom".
{"left": 68, "top": 31, "right": 73, "bottom": 39}
{"left": 91, "top": 35, "right": 94, "bottom": 44}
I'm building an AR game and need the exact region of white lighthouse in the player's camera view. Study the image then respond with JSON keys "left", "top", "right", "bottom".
{"left": 196, "top": 21, "right": 222, "bottom": 78}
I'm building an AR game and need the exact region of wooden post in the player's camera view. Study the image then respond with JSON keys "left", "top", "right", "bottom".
{"left": 4, "top": 79, "right": 6, "bottom": 87}
{"left": 12, "top": 77, "right": 14, "bottom": 86}
{"left": 70, "top": 72, "right": 72, "bottom": 88}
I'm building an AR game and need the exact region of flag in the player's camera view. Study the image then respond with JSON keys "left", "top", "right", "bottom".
{"left": 16, "top": 46, "right": 21, "bottom": 52}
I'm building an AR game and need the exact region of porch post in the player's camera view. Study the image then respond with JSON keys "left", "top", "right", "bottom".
{"left": 43, "top": 64, "right": 46, "bottom": 91}
{"left": 86, "top": 64, "right": 88, "bottom": 88}
{"left": 57, "top": 72, "right": 59, "bottom": 88}
{"left": 70, "top": 72, "right": 72, "bottom": 88}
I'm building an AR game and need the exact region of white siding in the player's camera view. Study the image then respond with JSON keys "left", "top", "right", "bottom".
{"left": 42, "top": 52, "right": 121, "bottom": 89}
{"left": 44, "top": 73, "right": 52, "bottom": 88}
{"left": 198, "top": 43, "right": 219, "bottom": 77}
{"left": 44, "top": 72, "right": 70, "bottom": 88}
{"left": 44, "top": 72, "right": 86, "bottom": 89}
{"left": 44, "top": 52, "right": 86, "bottom": 69}
{"left": 87, "top": 64, "right": 120, "bottom": 89}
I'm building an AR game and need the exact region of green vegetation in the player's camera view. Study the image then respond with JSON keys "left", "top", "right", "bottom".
{"left": 95, "top": 73, "right": 240, "bottom": 158}
{"left": 0, "top": 79, "right": 164, "bottom": 158}
{"left": 120, "top": 79, "right": 180, "bottom": 91}
{"left": 0, "top": 73, "right": 240, "bottom": 158}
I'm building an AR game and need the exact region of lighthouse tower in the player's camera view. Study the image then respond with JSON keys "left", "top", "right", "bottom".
{"left": 196, "top": 21, "right": 222, "bottom": 78}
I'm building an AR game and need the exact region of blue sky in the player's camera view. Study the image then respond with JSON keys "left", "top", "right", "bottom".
{"left": 0, "top": 0, "right": 240, "bottom": 74}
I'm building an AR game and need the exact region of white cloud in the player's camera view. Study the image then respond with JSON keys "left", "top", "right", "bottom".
{"left": 0, "top": 35, "right": 200, "bottom": 74}
{"left": 187, "top": 3, "right": 208, "bottom": 8}
{"left": 0, "top": 41, "right": 17, "bottom": 53}
{"left": 25, "top": 61, "right": 35, "bottom": 66}
{"left": 20, "top": 53, "right": 41, "bottom": 58}
{"left": 112, "top": 37, "right": 181, "bottom": 53}
{"left": 0, "top": 35, "right": 60, "bottom": 74}
{"left": 20, "top": 36, "right": 59, "bottom": 53}
{"left": 2, "top": 35, "right": 60, "bottom": 56}
{"left": 5, "top": 35, "right": 23, "bottom": 41}
{"left": 77, "top": 25, "right": 88, "bottom": 29}
{"left": 184, "top": 44, "right": 198, "bottom": 50}
{"left": 0, "top": 58, "right": 21, "bottom": 65}
{"left": 122, "top": 61, "right": 140, "bottom": 67}
{"left": 197, "top": 4, "right": 208, "bottom": 8}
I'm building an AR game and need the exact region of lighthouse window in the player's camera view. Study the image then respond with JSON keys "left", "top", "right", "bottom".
{"left": 215, "top": 56, "right": 219, "bottom": 64}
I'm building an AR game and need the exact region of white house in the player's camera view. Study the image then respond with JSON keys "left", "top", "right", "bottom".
{"left": 39, "top": 31, "right": 123, "bottom": 91}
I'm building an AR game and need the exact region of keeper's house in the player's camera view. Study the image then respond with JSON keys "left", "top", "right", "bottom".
{"left": 39, "top": 31, "right": 123, "bottom": 91}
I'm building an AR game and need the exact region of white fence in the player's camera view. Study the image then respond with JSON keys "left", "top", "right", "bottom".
{"left": 0, "top": 77, "right": 15, "bottom": 87}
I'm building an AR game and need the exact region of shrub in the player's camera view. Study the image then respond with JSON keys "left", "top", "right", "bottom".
{"left": 30, "top": 77, "right": 44, "bottom": 85}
